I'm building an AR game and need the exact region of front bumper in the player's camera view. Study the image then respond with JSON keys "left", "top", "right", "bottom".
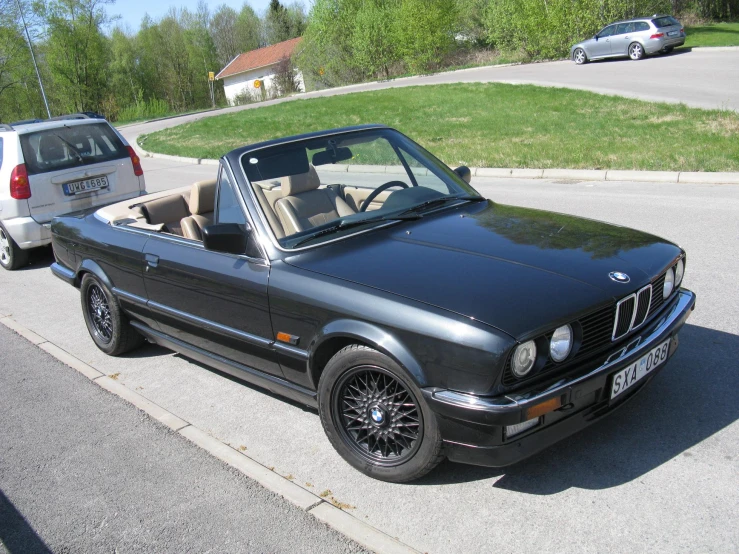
{"left": 423, "top": 289, "right": 696, "bottom": 467}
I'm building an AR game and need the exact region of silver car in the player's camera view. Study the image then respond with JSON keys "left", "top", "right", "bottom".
{"left": 571, "top": 15, "right": 685, "bottom": 64}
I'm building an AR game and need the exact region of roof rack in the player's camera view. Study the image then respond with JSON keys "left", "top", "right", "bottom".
{"left": 0, "top": 123, "right": 13, "bottom": 131}
{"left": 47, "top": 113, "right": 92, "bottom": 121}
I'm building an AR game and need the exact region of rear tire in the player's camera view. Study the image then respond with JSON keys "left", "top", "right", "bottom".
{"left": 573, "top": 48, "right": 587, "bottom": 65}
{"left": 629, "top": 42, "right": 644, "bottom": 60}
{"left": 662, "top": 46, "right": 674, "bottom": 54}
{"left": 80, "top": 273, "right": 144, "bottom": 356}
{"left": 0, "top": 223, "right": 29, "bottom": 271}
{"left": 318, "top": 344, "right": 444, "bottom": 482}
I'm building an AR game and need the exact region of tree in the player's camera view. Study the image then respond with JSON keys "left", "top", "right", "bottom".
{"left": 38, "top": 0, "right": 113, "bottom": 113}
{"left": 210, "top": 3, "right": 261, "bottom": 69}
{"left": 351, "top": 1, "right": 399, "bottom": 80}
{"left": 394, "top": 0, "right": 458, "bottom": 73}
{"left": 265, "top": 0, "right": 305, "bottom": 45}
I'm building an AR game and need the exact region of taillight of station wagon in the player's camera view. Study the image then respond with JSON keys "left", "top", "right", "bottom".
{"left": 10, "top": 164, "right": 31, "bottom": 199}
{"left": 126, "top": 146, "right": 144, "bottom": 177}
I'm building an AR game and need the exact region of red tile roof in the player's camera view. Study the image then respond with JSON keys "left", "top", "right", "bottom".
{"left": 216, "top": 37, "right": 303, "bottom": 80}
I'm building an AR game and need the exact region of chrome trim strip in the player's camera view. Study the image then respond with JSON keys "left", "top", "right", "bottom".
{"left": 272, "top": 341, "right": 310, "bottom": 360}
{"left": 112, "top": 288, "right": 147, "bottom": 306}
{"left": 431, "top": 290, "right": 694, "bottom": 414}
{"left": 147, "top": 300, "right": 272, "bottom": 348}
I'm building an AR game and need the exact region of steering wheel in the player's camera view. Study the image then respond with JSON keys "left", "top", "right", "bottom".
{"left": 359, "top": 181, "right": 409, "bottom": 212}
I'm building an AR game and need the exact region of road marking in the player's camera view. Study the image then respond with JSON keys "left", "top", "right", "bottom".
{"left": 0, "top": 315, "right": 419, "bottom": 554}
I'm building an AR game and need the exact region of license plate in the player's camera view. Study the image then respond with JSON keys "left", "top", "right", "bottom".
{"left": 610, "top": 338, "right": 670, "bottom": 399}
{"left": 63, "top": 175, "right": 109, "bottom": 195}
{"left": 668, "top": 31, "right": 678, "bottom": 36}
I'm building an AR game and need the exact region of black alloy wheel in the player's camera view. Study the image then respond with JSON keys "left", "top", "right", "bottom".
{"left": 87, "top": 283, "right": 113, "bottom": 343}
{"left": 334, "top": 366, "right": 423, "bottom": 465}
{"left": 318, "top": 344, "right": 444, "bottom": 482}
{"left": 80, "top": 273, "right": 143, "bottom": 356}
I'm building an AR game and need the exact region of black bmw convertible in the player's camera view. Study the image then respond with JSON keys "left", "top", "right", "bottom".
{"left": 50, "top": 125, "right": 695, "bottom": 482}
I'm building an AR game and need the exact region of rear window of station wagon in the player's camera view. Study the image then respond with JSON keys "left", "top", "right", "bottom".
{"left": 19, "top": 122, "right": 128, "bottom": 175}
{"left": 653, "top": 16, "right": 679, "bottom": 27}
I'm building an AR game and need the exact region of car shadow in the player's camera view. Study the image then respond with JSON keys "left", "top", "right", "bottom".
{"left": 588, "top": 47, "right": 692, "bottom": 64}
{"left": 0, "top": 489, "right": 52, "bottom": 554}
{"left": 16, "top": 245, "right": 55, "bottom": 271}
{"left": 417, "top": 323, "right": 738, "bottom": 491}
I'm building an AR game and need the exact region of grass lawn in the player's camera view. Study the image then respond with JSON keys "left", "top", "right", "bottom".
{"left": 684, "top": 21, "right": 739, "bottom": 47}
{"left": 139, "top": 83, "right": 739, "bottom": 172}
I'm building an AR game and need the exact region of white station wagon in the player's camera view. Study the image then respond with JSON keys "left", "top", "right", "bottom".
{"left": 0, "top": 116, "right": 146, "bottom": 269}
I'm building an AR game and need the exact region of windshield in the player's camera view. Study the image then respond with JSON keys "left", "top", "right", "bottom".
{"left": 242, "top": 128, "right": 481, "bottom": 249}
{"left": 19, "top": 122, "right": 128, "bottom": 175}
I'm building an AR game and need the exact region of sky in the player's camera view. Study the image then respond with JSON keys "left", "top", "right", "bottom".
{"left": 109, "top": 0, "right": 280, "bottom": 32}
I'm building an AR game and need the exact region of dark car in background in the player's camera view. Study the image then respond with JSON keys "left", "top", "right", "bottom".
{"left": 50, "top": 125, "right": 695, "bottom": 482}
{"left": 571, "top": 15, "right": 685, "bottom": 64}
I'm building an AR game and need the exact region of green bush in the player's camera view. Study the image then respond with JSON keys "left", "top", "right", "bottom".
{"left": 117, "top": 98, "right": 171, "bottom": 122}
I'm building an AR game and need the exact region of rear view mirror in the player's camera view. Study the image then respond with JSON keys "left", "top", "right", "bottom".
{"left": 203, "top": 222, "right": 251, "bottom": 255}
{"left": 312, "top": 147, "right": 353, "bottom": 166}
{"left": 454, "top": 165, "right": 472, "bottom": 184}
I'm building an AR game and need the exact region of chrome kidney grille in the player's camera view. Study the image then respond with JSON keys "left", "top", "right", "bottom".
{"left": 612, "top": 284, "right": 653, "bottom": 340}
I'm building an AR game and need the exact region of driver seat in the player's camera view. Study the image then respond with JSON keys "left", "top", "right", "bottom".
{"left": 275, "top": 165, "right": 355, "bottom": 236}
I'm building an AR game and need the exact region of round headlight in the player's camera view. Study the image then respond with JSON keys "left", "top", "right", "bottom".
{"left": 674, "top": 258, "right": 684, "bottom": 287}
{"left": 550, "top": 324, "right": 573, "bottom": 362}
{"left": 663, "top": 267, "right": 675, "bottom": 299}
{"left": 512, "top": 340, "right": 537, "bottom": 378}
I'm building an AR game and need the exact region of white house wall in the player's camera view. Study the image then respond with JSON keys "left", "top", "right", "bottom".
{"left": 222, "top": 65, "right": 305, "bottom": 105}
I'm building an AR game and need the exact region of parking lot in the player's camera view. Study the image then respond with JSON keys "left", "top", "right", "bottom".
{"left": 1, "top": 162, "right": 737, "bottom": 552}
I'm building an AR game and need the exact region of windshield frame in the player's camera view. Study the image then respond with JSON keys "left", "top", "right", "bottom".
{"left": 237, "top": 127, "right": 483, "bottom": 254}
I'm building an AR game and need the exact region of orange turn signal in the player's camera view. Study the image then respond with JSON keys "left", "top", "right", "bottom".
{"left": 276, "top": 332, "right": 292, "bottom": 343}
{"left": 526, "top": 397, "right": 562, "bottom": 420}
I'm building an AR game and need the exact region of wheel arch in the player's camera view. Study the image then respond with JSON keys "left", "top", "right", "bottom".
{"left": 75, "top": 259, "right": 113, "bottom": 290}
{"left": 308, "top": 319, "right": 426, "bottom": 390}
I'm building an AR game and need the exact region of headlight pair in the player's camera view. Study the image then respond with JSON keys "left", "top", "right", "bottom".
{"left": 511, "top": 324, "right": 573, "bottom": 378}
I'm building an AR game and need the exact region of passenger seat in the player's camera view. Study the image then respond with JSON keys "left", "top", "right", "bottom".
{"left": 181, "top": 179, "right": 217, "bottom": 240}
{"left": 275, "top": 166, "right": 355, "bottom": 236}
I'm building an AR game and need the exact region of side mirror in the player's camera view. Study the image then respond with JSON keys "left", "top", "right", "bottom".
{"left": 203, "top": 222, "right": 251, "bottom": 255}
{"left": 454, "top": 165, "right": 472, "bottom": 184}
{"left": 593, "top": 35, "right": 598, "bottom": 40}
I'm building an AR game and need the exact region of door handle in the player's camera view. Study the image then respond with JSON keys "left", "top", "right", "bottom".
{"left": 145, "top": 254, "right": 159, "bottom": 268}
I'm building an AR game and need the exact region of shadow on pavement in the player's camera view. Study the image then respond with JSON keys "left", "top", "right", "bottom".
{"left": 0, "top": 489, "right": 52, "bottom": 554}
{"left": 421, "top": 323, "right": 738, "bottom": 491}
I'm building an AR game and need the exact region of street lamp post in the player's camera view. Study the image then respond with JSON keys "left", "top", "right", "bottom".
{"left": 14, "top": 0, "right": 51, "bottom": 118}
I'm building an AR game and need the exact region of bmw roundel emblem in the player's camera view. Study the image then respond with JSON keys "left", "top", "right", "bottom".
{"left": 609, "top": 271, "right": 630, "bottom": 283}
{"left": 370, "top": 407, "right": 384, "bottom": 423}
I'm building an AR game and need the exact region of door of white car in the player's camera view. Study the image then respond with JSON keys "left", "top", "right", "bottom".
{"left": 19, "top": 122, "right": 143, "bottom": 224}
{"left": 612, "top": 22, "right": 636, "bottom": 56}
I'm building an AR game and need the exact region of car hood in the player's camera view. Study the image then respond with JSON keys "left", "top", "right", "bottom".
{"left": 283, "top": 200, "right": 681, "bottom": 338}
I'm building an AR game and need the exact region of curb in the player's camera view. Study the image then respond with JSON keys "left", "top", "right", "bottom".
{"left": 0, "top": 315, "right": 419, "bottom": 554}
{"left": 135, "top": 144, "right": 739, "bottom": 184}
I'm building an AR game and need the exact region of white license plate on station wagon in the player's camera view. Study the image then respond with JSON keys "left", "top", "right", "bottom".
{"left": 610, "top": 338, "right": 670, "bottom": 399}
{"left": 668, "top": 30, "right": 678, "bottom": 36}
{"left": 63, "top": 175, "right": 109, "bottom": 195}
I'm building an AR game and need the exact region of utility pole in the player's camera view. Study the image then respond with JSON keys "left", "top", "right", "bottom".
{"left": 15, "top": 0, "right": 51, "bottom": 118}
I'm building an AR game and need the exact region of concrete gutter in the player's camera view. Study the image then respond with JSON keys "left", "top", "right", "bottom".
{"left": 135, "top": 143, "right": 739, "bottom": 184}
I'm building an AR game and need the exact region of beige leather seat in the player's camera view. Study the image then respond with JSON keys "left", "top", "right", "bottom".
{"left": 181, "top": 179, "right": 217, "bottom": 240}
{"left": 141, "top": 194, "right": 190, "bottom": 236}
{"left": 275, "top": 166, "right": 355, "bottom": 236}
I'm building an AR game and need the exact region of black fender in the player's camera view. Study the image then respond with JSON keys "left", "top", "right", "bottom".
{"left": 307, "top": 319, "right": 426, "bottom": 389}
{"left": 75, "top": 259, "right": 114, "bottom": 290}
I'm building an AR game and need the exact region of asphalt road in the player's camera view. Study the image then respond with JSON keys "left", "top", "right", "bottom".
{"left": 120, "top": 47, "right": 739, "bottom": 152}
{"left": 0, "top": 324, "right": 366, "bottom": 554}
{"left": 0, "top": 177, "right": 737, "bottom": 553}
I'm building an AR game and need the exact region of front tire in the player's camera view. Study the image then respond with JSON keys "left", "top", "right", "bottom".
{"left": 629, "top": 42, "right": 644, "bottom": 60}
{"left": 318, "top": 344, "right": 444, "bottom": 482}
{"left": 80, "top": 273, "right": 143, "bottom": 356}
{"left": 573, "top": 48, "right": 587, "bottom": 65}
{"left": 0, "top": 223, "right": 29, "bottom": 271}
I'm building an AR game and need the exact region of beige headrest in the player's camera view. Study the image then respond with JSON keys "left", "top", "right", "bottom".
{"left": 189, "top": 179, "right": 217, "bottom": 215}
{"left": 281, "top": 165, "right": 320, "bottom": 197}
